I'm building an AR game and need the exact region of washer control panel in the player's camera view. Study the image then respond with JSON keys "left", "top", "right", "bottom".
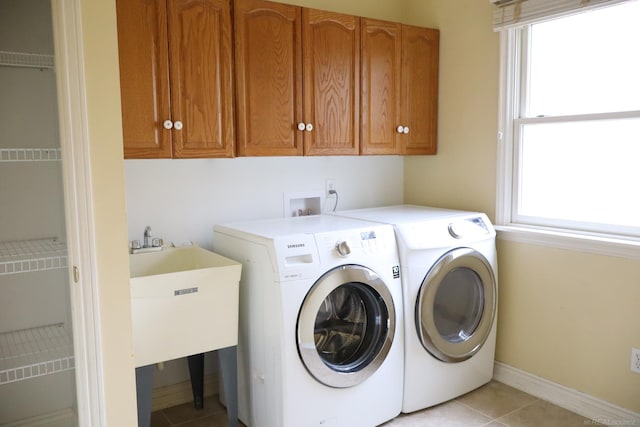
{"left": 316, "top": 225, "right": 398, "bottom": 266}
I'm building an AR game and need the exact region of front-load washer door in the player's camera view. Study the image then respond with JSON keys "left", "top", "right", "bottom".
{"left": 417, "top": 247, "right": 496, "bottom": 363}
{"left": 297, "top": 264, "right": 396, "bottom": 388}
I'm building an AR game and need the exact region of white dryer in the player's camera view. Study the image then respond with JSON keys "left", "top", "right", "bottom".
{"left": 213, "top": 215, "right": 404, "bottom": 427}
{"left": 335, "top": 205, "right": 498, "bottom": 413}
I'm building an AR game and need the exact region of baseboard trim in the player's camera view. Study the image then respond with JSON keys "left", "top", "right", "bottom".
{"left": 151, "top": 373, "right": 219, "bottom": 412}
{"left": 494, "top": 362, "right": 640, "bottom": 425}
{"left": 3, "top": 408, "right": 76, "bottom": 427}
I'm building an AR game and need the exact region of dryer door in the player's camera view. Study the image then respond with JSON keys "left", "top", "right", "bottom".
{"left": 297, "top": 264, "right": 396, "bottom": 388}
{"left": 417, "top": 247, "right": 496, "bottom": 363}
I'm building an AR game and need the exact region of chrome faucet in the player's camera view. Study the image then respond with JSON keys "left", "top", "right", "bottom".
{"left": 143, "top": 226, "right": 152, "bottom": 248}
{"left": 130, "top": 226, "right": 163, "bottom": 254}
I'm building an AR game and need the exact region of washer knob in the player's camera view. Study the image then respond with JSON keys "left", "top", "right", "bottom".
{"left": 448, "top": 223, "right": 463, "bottom": 239}
{"left": 335, "top": 241, "right": 351, "bottom": 257}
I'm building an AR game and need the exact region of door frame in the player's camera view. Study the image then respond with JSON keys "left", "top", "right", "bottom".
{"left": 52, "top": 0, "right": 104, "bottom": 424}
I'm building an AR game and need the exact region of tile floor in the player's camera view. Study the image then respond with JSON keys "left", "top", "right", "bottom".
{"left": 150, "top": 381, "right": 601, "bottom": 427}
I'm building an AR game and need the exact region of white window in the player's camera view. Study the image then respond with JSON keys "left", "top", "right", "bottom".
{"left": 496, "top": 0, "right": 640, "bottom": 256}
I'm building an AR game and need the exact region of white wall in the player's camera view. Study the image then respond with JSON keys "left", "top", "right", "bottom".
{"left": 125, "top": 156, "right": 404, "bottom": 249}
{"left": 124, "top": 155, "right": 404, "bottom": 388}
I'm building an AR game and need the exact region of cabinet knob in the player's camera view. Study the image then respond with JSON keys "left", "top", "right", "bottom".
{"left": 305, "top": 123, "right": 313, "bottom": 132}
{"left": 297, "top": 122, "right": 306, "bottom": 131}
{"left": 396, "top": 125, "right": 404, "bottom": 134}
{"left": 174, "top": 121, "right": 183, "bottom": 130}
{"left": 403, "top": 126, "right": 409, "bottom": 134}
{"left": 163, "top": 120, "right": 173, "bottom": 130}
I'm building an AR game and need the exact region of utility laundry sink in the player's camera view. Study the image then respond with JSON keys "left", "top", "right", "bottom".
{"left": 129, "top": 246, "right": 242, "bottom": 367}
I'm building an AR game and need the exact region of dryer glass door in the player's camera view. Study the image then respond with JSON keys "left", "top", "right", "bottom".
{"left": 417, "top": 248, "right": 496, "bottom": 363}
{"left": 297, "top": 265, "right": 395, "bottom": 388}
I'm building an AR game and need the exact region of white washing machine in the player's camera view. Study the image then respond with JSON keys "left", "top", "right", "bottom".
{"left": 213, "top": 215, "right": 404, "bottom": 427}
{"left": 334, "top": 205, "right": 498, "bottom": 413}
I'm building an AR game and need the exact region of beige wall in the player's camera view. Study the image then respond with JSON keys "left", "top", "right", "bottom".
{"left": 498, "top": 240, "right": 640, "bottom": 412}
{"left": 404, "top": 0, "right": 640, "bottom": 414}
{"left": 275, "top": 0, "right": 404, "bottom": 21}
{"left": 404, "top": 0, "right": 499, "bottom": 218}
{"left": 79, "top": 0, "right": 138, "bottom": 424}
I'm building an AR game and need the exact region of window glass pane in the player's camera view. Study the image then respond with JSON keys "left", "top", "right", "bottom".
{"left": 528, "top": 1, "right": 640, "bottom": 117}
{"left": 519, "top": 118, "right": 640, "bottom": 229}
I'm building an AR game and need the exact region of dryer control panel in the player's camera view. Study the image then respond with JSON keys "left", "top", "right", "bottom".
{"left": 448, "top": 216, "right": 491, "bottom": 239}
{"left": 397, "top": 214, "right": 495, "bottom": 250}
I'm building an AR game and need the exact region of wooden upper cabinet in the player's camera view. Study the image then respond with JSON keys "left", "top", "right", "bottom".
{"left": 361, "top": 20, "right": 439, "bottom": 155}
{"left": 234, "top": 0, "right": 303, "bottom": 156}
{"left": 118, "top": 0, "right": 437, "bottom": 158}
{"left": 303, "top": 9, "right": 360, "bottom": 156}
{"left": 116, "top": 0, "right": 171, "bottom": 158}
{"left": 360, "top": 19, "right": 402, "bottom": 155}
{"left": 234, "top": 0, "right": 359, "bottom": 156}
{"left": 401, "top": 25, "right": 439, "bottom": 155}
{"left": 116, "top": 0, "right": 235, "bottom": 159}
{"left": 169, "top": 0, "right": 235, "bottom": 158}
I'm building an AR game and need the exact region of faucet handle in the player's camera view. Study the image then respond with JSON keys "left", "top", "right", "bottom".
{"left": 152, "top": 238, "right": 163, "bottom": 248}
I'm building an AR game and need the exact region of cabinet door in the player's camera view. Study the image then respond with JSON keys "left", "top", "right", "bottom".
{"left": 360, "top": 19, "right": 402, "bottom": 155}
{"left": 168, "top": 0, "right": 235, "bottom": 158}
{"left": 234, "top": 0, "right": 303, "bottom": 156}
{"left": 401, "top": 25, "right": 439, "bottom": 155}
{"left": 116, "top": 0, "right": 172, "bottom": 159}
{"left": 303, "top": 9, "right": 360, "bottom": 156}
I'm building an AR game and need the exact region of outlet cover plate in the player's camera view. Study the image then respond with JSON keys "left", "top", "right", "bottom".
{"left": 631, "top": 348, "right": 640, "bottom": 374}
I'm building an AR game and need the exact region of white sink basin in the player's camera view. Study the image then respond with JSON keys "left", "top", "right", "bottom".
{"left": 129, "top": 246, "right": 242, "bottom": 367}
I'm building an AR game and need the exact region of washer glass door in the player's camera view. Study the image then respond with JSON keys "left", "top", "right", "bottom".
{"left": 297, "top": 264, "right": 395, "bottom": 388}
{"left": 417, "top": 248, "right": 496, "bottom": 363}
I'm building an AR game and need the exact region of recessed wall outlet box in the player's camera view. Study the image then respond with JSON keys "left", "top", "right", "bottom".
{"left": 631, "top": 348, "right": 640, "bottom": 374}
{"left": 283, "top": 191, "right": 323, "bottom": 218}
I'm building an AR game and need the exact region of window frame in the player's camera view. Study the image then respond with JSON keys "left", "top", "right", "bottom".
{"left": 495, "top": 18, "right": 640, "bottom": 259}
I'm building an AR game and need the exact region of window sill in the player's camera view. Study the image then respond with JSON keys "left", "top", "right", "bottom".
{"left": 495, "top": 224, "right": 640, "bottom": 259}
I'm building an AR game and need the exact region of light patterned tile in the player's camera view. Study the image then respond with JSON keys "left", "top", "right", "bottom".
{"left": 498, "top": 399, "right": 602, "bottom": 427}
{"left": 381, "top": 400, "right": 492, "bottom": 427}
{"left": 455, "top": 381, "right": 539, "bottom": 419}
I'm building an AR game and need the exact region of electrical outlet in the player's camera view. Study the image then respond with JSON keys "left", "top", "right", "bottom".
{"left": 631, "top": 348, "right": 640, "bottom": 374}
{"left": 326, "top": 179, "right": 337, "bottom": 197}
